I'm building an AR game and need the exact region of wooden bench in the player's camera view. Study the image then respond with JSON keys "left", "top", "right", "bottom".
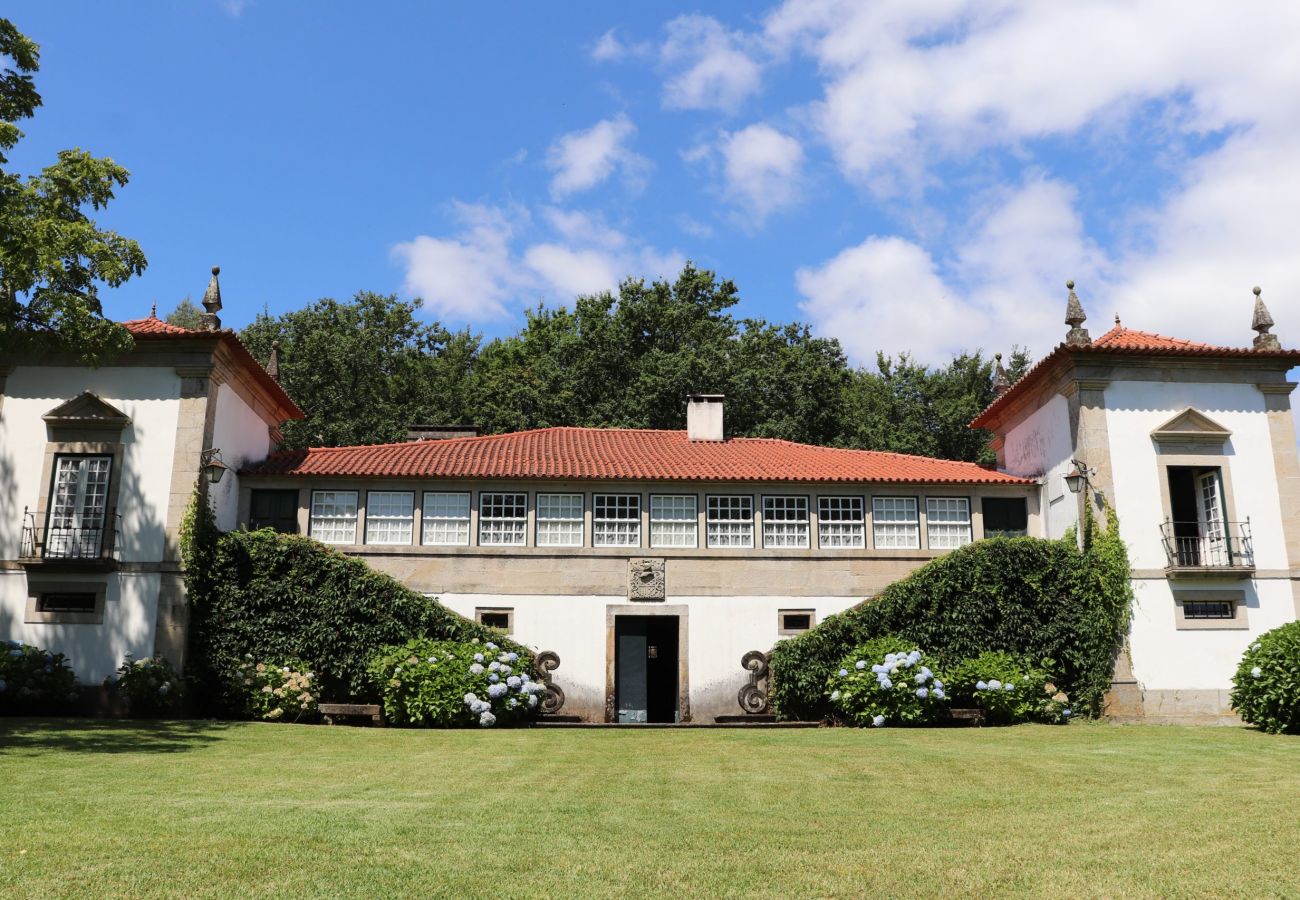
{"left": 318, "top": 703, "right": 382, "bottom": 726}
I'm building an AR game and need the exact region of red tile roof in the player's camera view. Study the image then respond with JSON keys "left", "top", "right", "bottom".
{"left": 121, "top": 317, "right": 304, "bottom": 420}
{"left": 972, "top": 325, "right": 1300, "bottom": 429}
{"left": 242, "top": 427, "right": 1034, "bottom": 485}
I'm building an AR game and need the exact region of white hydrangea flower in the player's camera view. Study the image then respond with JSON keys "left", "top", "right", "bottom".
{"left": 479, "top": 711, "right": 496, "bottom": 727}
{"left": 988, "top": 679, "right": 1002, "bottom": 690}
{"left": 1251, "top": 666, "right": 1262, "bottom": 679}
{"left": 485, "top": 642, "right": 498, "bottom": 651}
{"left": 830, "top": 690, "right": 841, "bottom": 701}
{"left": 976, "top": 681, "right": 988, "bottom": 691}
{"left": 854, "top": 660, "right": 867, "bottom": 670}
{"left": 469, "top": 663, "right": 484, "bottom": 675}
{"left": 872, "top": 715, "right": 885, "bottom": 727}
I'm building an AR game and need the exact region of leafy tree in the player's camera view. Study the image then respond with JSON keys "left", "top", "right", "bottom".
{"left": 0, "top": 19, "right": 146, "bottom": 363}
{"left": 164, "top": 296, "right": 202, "bottom": 329}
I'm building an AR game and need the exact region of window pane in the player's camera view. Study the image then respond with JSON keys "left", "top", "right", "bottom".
{"left": 707, "top": 495, "right": 753, "bottom": 548}
{"left": 310, "top": 491, "right": 358, "bottom": 544}
{"left": 872, "top": 497, "right": 919, "bottom": 549}
{"left": 982, "top": 497, "right": 1029, "bottom": 538}
{"left": 365, "top": 491, "right": 414, "bottom": 545}
{"left": 763, "top": 496, "right": 809, "bottom": 548}
{"left": 818, "top": 496, "right": 865, "bottom": 549}
{"left": 47, "top": 455, "right": 113, "bottom": 558}
{"left": 479, "top": 493, "right": 527, "bottom": 546}
{"left": 594, "top": 494, "right": 641, "bottom": 547}
{"left": 422, "top": 492, "right": 471, "bottom": 546}
{"left": 926, "top": 497, "right": 972, "bottom": 550}
{"left": 1184, "top": 601, "right": 1233, "bottom": 619}
{"left": 651, "top": 495, "right": 697, "bottom": 548}
{"left": 537, "top": 493, "right": 584, "bottom": 547}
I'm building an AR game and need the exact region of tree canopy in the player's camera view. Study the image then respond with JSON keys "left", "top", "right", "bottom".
{"left": 0, "top": 19, "right": 146, "bottom": 363}
{"left": 164, "top": 296, "right": 202, "bottom": 329}
{"left": 242, "top": 265, "right": 1030, "bottom": 462}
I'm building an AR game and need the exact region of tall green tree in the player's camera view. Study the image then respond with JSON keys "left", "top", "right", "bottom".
{"left": 0, "top": 19, "right": 146, "bottom": 363}
{"left": 164, "top": 296, "right": 202, "bottom": 329}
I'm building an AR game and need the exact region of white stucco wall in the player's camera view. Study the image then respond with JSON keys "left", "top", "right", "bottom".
{"left": 208, "top": 382, "right": 273, "bottom": 532}
{"left": 1000, "top": 392, "right": 1075, "bottom": 539}
{"left": 433, "top": 592, "right": 863, "bottom": 722}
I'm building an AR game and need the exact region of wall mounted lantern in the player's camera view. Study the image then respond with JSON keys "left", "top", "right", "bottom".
{"left": 1064, "top": 459, "right": 1093, "bottom": 495}
{"left": 201, "top": 448, "right": 229, "bottom": 485}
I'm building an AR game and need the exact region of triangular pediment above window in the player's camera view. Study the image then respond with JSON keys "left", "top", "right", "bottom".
{"left": 1151, "top": 408, "right": 1232, "bottom": 446}
{"left": 42, "top": 392, "right": 131, "bottom": 428}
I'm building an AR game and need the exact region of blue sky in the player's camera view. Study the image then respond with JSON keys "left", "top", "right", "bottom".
{"left": 7, "top": 1, "right": 1300, "bottom": 377}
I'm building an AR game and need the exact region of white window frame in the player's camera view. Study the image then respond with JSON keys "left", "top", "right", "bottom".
{"left": 536, "top": 493, "right": 585, "bottom": 547}
{"left": 364, "top": 491, "right": 414, "bottom": 545}
{"left": 593, "top": 494, "right": 641, "bottom": 547}
{"left": 650, "top": 494, "right": 698, "bottom": 549}
{"left": 762, "top": 495, "right": 810, "bottom": 549}
{"left": 422, "top": 491, "right": 471, "bottom": 546}
{"left": 817, "top": 496, "right": 865, "bottom": 549}
{"left": 707, "top": 495, "right": 754, "bottom": 549}
{"left": 479, "top": 492, "right": 528, "bottom": 546}
{"left": 310, "top": 490, "right": 359, "bottom": 545}
{"left": 926, "top": 497, "right": 972, "bottom": 550}
{"left": 46, "top": 454, "right": 113, "bottom": 558}
{"left": 872, "top": 496, "right": 920, "bottom": 550}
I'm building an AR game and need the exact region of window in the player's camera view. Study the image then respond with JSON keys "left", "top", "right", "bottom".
{"left": 763, "top": 496, "right": 810, "bottom": 548}
{"left": 818, "top": 496, "right": 865, "bottom": 549}
{"left": 707, "top": 495, "right": 754, "bottom": 548}
{"left": 650, "top": 495, "right": 698, "bottom": 548}
{"left": 1174, "top": 590, "right": 1248, "bottom": 630}
{"left": 982, "top": 497, "right": 1028, "bottom": 538}
{"left": 479, "top": 492, "right": 527, "bottom": 546}
{"left": 422, "top": 492, "right": 471, "bottom": 546}
{"left": 926, "top": 497, "right": 972, "bottom": 550}
{"left": 310, "top": 491, "right": 358, "bottom": 544}
{"left": 536, "top": 493, "right": 584, "bottom": 546}
{"left": 1183, "top": 601, "right": 1234, "bottom": 619}
{"left": 872, "top": 497, "right": 919, "bottom": 549}
{"left": 46, "top": 455, "right": 112, "bottom": 558}
{"left": 778, "top": 609, "right": 815, "bottom": 635}
{"left": 365, "top": 491, "right": 414, "bottom": 545}
{"left": 476, "top": 607, "right": 514, "bottom": 633}
{"left": 249, "top": 489, "right": 299, "bottom": 534}
{"left": 593, "top": 494, "right": 641, "bottom": 547}
{"left": 36, "top": 592, "right": 97, "bottom": 614}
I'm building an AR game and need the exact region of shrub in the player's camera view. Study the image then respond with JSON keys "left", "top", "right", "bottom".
{"left": 106, "top": 654, "right": 183, "bottom": 716}
{"left": 1231, "top": 622, "right": 1300, "bottom": 735}
{"left": 771, "top": 505, "right": 1132, "bottom": 721}
{"left": 828, "top": 638, "right": 947, "bottom": 726}
{"left": 370, "top": 638, "right": 544, "bottom": 727}
{"left": 941, "top": 651, "right": 1072, "bottom": 724}
{"left": 0, "top": 640, "right": 79, "bottom": 712}
{"left": 234, "top": 657, "right": 320, "bottom": 722}
{"left": 186, "top": 524, "right": 530, "bottom": 714}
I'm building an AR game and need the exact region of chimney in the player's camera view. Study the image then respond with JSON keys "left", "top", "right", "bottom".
{"left": 686, "top": 394, "right": 724, "bottom": 442}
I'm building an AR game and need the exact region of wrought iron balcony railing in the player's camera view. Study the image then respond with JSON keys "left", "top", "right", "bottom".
{"left": 20, "top": 508, "right": 119, "bottom": 566}
{"left": 1159, "top": 519, "right": 1253, "bottom": 571}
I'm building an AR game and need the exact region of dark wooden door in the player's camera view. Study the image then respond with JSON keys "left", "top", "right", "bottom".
{"left": 615, "top": 615, "right": 679, "bottom": 723}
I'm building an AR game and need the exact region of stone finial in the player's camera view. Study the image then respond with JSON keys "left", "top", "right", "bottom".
{"left": 992, "top": 352, "right": 1010, "bottom": 396}
{"left": 199, "top": 265, "right": 223, "bottom": 332}
{"left": 1064, "top": 279, "right": 1091, "bottom": 346}
{"left": 1251, "top": 285, "right": 1281, "bottom": 351}
{"left": 150, "top": 300, "right": 157, "bottom": 319}
{"left": 267, "top": 340, "right": 281, "bottom": 383}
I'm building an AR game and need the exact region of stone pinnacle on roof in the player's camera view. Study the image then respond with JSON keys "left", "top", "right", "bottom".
{"left": 267, "top": 340, "right": 281, "bottom": 383}
{"left": 1251, "top": 286, "right": 1281, "bottom": 351}
{"left": 150, "top": 300, "right": 157, "bottom": 319}
{"left": 199, "top": 265, "right": 223, "bottom": 332}
{"left": 1064, "top": 280, "right": 1090, "bottom": 346}
{"left": 991, "top": 352, "right": 1010, "bottom": 396}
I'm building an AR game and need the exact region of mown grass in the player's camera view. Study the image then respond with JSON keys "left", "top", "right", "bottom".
{"left": 1, "top": 719, "right": 1297, "bottom": 898}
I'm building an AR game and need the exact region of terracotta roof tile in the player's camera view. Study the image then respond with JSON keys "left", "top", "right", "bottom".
{"left": 120, "top": 317, "right": 196, "bottom": 336}
{"left": 242, "top": 427, "right": 1034, "bottom": 485}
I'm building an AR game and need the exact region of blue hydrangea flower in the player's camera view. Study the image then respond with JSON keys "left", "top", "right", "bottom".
{"left": 528, "top": 694, "right": 539, "bottom": 707}
{"left": 878, "top": 677, "right": 893, "bottom": 690}
{"left": 463, "top": 692, "right": 477, "bottom": 704}
{"left": 488, "top": 673, "right": 500, "bottom": 683}
{"left": 507, "top": 652, "right": 519, "bottom": 663}
{"left": 872, "top": 714, "right": 885, "bottom": 727}
{"left": 920, "top": 666, "right": 932, "bottom": 679}
{"left": 479, "top": 711, "right": 496, "bottom": 727}
{"left": 508, "top": 698, "right": 518, "bottom": 708}
{"left": 839, "top": 668, "right": 849, "bottom": 677}
{"left": 1251, "top": 666, "right": 1262, "bottom": 678}
{"left": 914, "top": 672, "right": 927, "bottom": 685}
{"left": 1003, "top": 682, "right": 1015, "bottom": 692}
{"left": 507, "top": 675, "right": 521, "bottom": 688}
{"left": 500, "top": 665, "right": 512, "bottom": 676}
{"left": 485, "top": 642, "right": 498, "bottom": 651}
{"left": 1251, "top": 642, "right": 1262, "bottom": 651}
{"left": 488, "top": 661, "right": 501, "bottom": 672}
{"left": 855, "top": 660, "right": 867, "bottom": 670}
{"left": 488, "top": 683, "right": 507, "bottom": 698}
{"left": 933, "top": 688, "right": 945, "bottom": 700}
{"left": 520, "top": 673, "right": 530, "bottom": 683}
{"left": 473, "top": 653, "right": 484, "bottom": 663}
{"left": 469, "top": 663, "right": 484, "bottom": 675}
{"left": 976, "top": 680, "right": 988, "bottom": 691}
{"left": 871, "top": 664, "right": 886, "bottom": 674}
{"left": 916, "top": 687, "right": 929, "bottom": 699}
{"left": 933, "top": 679, "right": 943, "bottom": 689}
{"left": 988, "top": 679, "right": 1002, "bottom": 690}
{"left": 1062, "top": 708, "right": 1072, "bottom": 718}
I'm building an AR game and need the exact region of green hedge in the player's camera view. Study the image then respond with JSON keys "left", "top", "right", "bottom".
{"left": 184, "top": 496, "right": 526, "bottom": 713}
{"left": 770, "top": 506, "right": 1131, "bottom": 721}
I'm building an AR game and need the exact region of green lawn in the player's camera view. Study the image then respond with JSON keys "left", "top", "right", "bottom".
{"left": 1, "top": 720, "right": 1298, "bottom": 898}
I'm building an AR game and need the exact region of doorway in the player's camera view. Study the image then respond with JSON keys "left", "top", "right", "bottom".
{"left": 614, "top": 615, "right": 679, "bottom": 723}
{"left": 1167, "top": 466, "right": 1227, "bottom": 565}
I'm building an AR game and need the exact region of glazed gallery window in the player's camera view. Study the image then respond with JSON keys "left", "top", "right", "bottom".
{"left": 650, "top": 495, "right": 698, "bottom": 548}
{"left": 872, "top": 497, "right": 920, "bottom": 549}
{"left": 536, "top": 493, "right": 584, "bottom": 547}
{"left": 763, "top": 496, "right": 810, "bottom": 548}
{"left": 707, "top": 495, "right": 754, "bottom": 548}
{"left": 926, "top": 497, "right": 972, "bottom": 550}
{"left": 593, "top": 494, "right": 641, "bottom": 547}
{"left": 309, "top": 491, "right": 358, "bottom": 544}
{"left": 422, "top": 492, "right": 471, "bottom": 546}
{"left": 818, "top": 496, "right": 865, "bottom": 549}
{"left": 46, "top": 455, "right": 112, "bottom": 558}
{"left": 364, "top": 491, "right": 414, "bottom": 545}
{"left": 479, "top": 493, "right": 528, "bottom": 546}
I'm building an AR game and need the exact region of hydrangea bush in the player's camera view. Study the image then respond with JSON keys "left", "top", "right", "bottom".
{"left": 0, "top": 639, "right": 79, "bottom": 712}
{"left": 106, "top": 654, "right": 183, "bottom": 716}
{"left": 941, "top": 651, "right": 1072, "bottom": 724}
{"left": 235, "top": 657, "right": 320, "bottom": 722}
{"left": 370, "top": 637, "right": 544, "bottom": 727}
{"left": 1231, "top": 622, "right": 1300, "bottom": 735}
{"left": 827, "top": 636, "right": 948, "bottom": 726}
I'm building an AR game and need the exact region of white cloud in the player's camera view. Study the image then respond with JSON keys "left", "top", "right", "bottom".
{"left": 218, "top": 0, "right": 249, "bottom": 16}
{"left": 660, "top": 15, "right": 763, "bottom": 113}
{"left": 591, "top": 28, "right": 653, "bottom": 63}
{"left": 718, "top": 124, "right": 805, "bottom": 222}
{"left": 546, "top": 114, "right": 650, "bottom": 199}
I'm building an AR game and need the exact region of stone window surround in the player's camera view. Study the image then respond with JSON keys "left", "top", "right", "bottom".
{"left": 24, "top": 577, "right": 108, "bottom": 625}
{"left": 1172, "top": 589, "right": 1249, "bottom": 630}
{"left": 1150, "top": 418, "right": 1245, "bottom": 573}
{"left": 603, "top": 604, "right": 690, "bottom": 723}
{"left": 777, "top": 607, "right": 816, "bottom": 635}
{"left": 475, "top": 606, "right": 514, "bottom": 634}
{"left": 31, "top": 445, "right": 127, "bottom": 564}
